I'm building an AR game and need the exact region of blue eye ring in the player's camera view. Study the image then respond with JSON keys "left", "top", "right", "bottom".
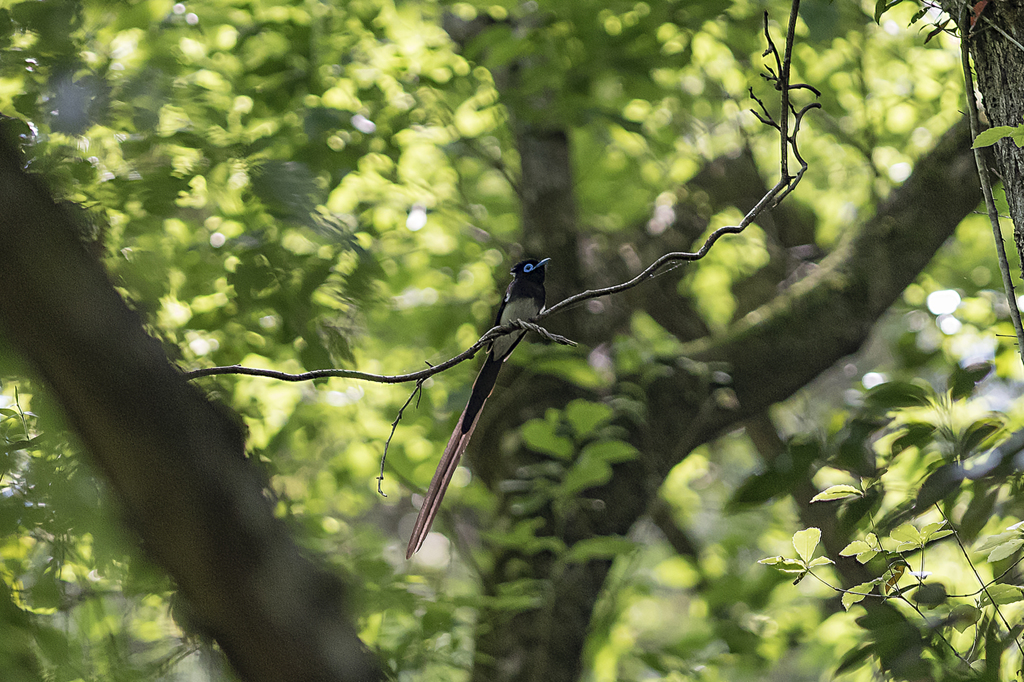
{"left": 523, "top": 263, "right": 534, "bottom": 272}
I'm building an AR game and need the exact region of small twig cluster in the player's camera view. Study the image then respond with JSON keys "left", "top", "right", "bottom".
{"left": 539, "top": 5, "right": 820, "bottom": 321}
{"left": 377, "top": 376, "right": 426, "bottom": 496}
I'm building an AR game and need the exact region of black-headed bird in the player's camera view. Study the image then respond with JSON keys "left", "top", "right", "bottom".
{"left": 407, "top": 258, "right": 550, "bottom": 558}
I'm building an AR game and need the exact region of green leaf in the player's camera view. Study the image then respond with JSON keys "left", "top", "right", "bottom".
{"left": 923, "top": 19, "right": 949, "bottom": 44}
{"left": 808, "top": 556, "right": 835, "bottom": 567}
{"left": 559, "top": 455, "right": 612, "bottom": 497}
{"left": 531, "top": 355, "right": 607, "bottom": 390}
{"left": 873, "top": 0, "right": 894, "bottom": 23}
{"left": 840, "top": 540, "right": 869, "bottom": 556}
{"left": 486, "top": 518, "right": 567, "bottom": 556}
{"left": 890, "top": 422, "right": 937, "bottom": 455}
{"left": 960, "top": 482, "right": 999, "bottom": 538}
{"left": 972, "top": 126, "right": 1016, "bottom": 148}
{"left": 839, "top": 540, "right": 869, "bottom": 556}
{"left": 920, "top": 521, "right": 947, "bottom": 539}
{"left": 520, "top": 418, "right": 573, "bottom": 460}
{"left": 578, "top": 439, "right": 638, "bottom": 464}
{"left": 563, "top": 536, "right": 634, "bottom": 564}
{"left": 839, "top": 533, "right": 880, "bottom": 563}
{"left": 961, "top": 418, "right": 1004, "bottom": 455}
{"left": 841, "top": 590, "right": 865, "bottom": 611}
{"left": 758, "top": 556, "right": 808, "bottom": 574}
{"left": 811, "top": 484, "right": 863, "bottom": 502}
{"left": 975, "top": 530, "right": 1019, "bottom": 553}
{"left": 563, "top": 400, "right": 613, "bottom": 438}
{"left": 948, "top": 362, "right": 993, "bottom": 399}
{"left": 889, "top": 523, "right": 923, "bottom": 549}
{"left": 728, "top": 440, "right": 820, "bottom": 510}
{"left": 728, "top": 468, "right": 792, "bottom": 509}
{"left": 793, "top": 527, "right": 822, "bottom": 563}
{"left": 863, "top": 381, "right": 931, "bottom": 410}
{"left": 979, "top": 584, "right": 1024, "bottom": 606}
{"left": 950, "top": 604, "right": 981, "bottom": 632}
{"left": 842, "top": 581, "right": 877, "bottom": 611}
{"left": 915, "top": 463, "right": 964, "bottom": 508}
{"left": 485, "top": 578, "right": 547, "bottom": 614}
{"left": 558, "top": 440, "right": 638, "bottom": 497}
{"left": 834, "top": 643, "right": 873, "bottom": 676}
{"left": 987, "top": 538, "right": 1024, "bottom": 562}
{"left": 911, "top": 582, "right": 946, "bottom": 606}
{"left": 832, "top": 417, "right": 886, "bottom": 476}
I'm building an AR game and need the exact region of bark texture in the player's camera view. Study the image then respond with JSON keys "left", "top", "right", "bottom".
{"left": 959, "top": 0, "right": 1024, "bottom": 272}
{"left": 0, "top": 137, "right": 382, "bottom": 682}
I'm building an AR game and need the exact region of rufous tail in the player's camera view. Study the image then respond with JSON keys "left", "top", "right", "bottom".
{"left": 406, "top": 355, "right": 503, "bottom": 558}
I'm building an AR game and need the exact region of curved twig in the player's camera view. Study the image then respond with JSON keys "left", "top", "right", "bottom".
{"left": 186, "top": 7, "right": 817, "bottom": 387}
{"left": 377, "top": 375, "right": 427, "bottom": 495}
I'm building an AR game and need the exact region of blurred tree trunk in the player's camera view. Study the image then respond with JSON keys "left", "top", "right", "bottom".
{"left": 0, "top": 135, "right": 382, "bottom": 682}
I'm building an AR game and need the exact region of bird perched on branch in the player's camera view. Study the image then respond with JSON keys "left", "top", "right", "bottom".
{"left": 407, "top": 257, "right": 550, "bottom": 558}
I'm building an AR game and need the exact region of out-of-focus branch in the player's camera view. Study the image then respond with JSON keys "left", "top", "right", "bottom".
{"left": 0, "top": 136, "right": 382, "bottom": 682}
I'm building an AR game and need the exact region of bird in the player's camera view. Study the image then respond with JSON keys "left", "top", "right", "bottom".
{"left": 406, "top": 257, "right": 550, "bottom": 558}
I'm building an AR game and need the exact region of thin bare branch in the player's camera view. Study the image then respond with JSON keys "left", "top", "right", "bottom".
{"left": 376, "top": 376, "right": 426, "bottom": 496}
{"left": 936, "top": 505, "right": 1024, "bottom": 664}
{"left": 184, "top": 318, "right": 574, "bottom": 384}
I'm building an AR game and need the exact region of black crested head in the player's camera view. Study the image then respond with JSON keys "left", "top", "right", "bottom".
{"left": 511, "top": 257, "right": 550, "bottom": 282}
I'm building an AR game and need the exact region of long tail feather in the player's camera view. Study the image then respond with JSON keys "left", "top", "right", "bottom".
{"left": 406, "top": 355, "right": 503, "bottom": 558}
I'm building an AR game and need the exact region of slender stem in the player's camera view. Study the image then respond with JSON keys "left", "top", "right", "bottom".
{"left": 376, "top": 378, "right": 425, "bottom": 495}
{"left": 936, "top": 505, "right": 1024, "bottom": 662}
{"left": 185, "top": 319, "right": 561, "bottom": 384}
{"left": 777, "top": 0, "right": 800, "bottom": 181}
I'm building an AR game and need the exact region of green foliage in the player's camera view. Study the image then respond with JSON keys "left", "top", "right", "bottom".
{"left": 757, "top": 363, "right": 1024, "bottom": 679}
{"left": 810, "top": 483, "right": 864, "bottom": 502}
{"left": 973, "top": 123, "right": 1024, "bottom": 150}
{"left": 514, "top": 399, "right": 639, "bottom": 538}
{"left": 759, "top": 526, "right": 835, "bottom": 580}
{"left": 0, "top": 385, "right": 186, "bottom": 679}
{"left": 1, "top": 0, "right": 1022, "bottom": 680}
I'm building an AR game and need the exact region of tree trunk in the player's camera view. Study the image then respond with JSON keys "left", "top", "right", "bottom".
{"left": 959, "top": 1, "right": 1024, "bottom": 273}
{"left": 0, "top": 135, "right": 382, "bottom": 682}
